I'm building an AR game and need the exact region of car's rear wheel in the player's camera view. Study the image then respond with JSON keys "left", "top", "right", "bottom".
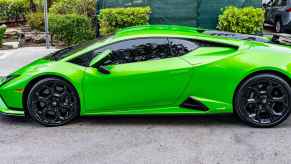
{"left": 235, "top": 74, "right": 291, "bottom": 128}
{"left": 27, "top": 78, "right": 79, "bottom": 126}
{"left": 275, "top": 19, "right": 284, "bottom": 33}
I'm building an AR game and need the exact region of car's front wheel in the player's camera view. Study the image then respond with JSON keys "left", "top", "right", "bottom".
{"left": 27, "top": 78, "right": 79, "bottom": 126}
{"left": 235, "top": 74, "right": 291, "bottom": 128}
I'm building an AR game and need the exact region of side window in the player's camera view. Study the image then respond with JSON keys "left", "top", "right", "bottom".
{"left": 273, "top": 0, "right": 280, "bottom": 6}
{"left": 274, "top": 0, "right": 287, "bottom": 6}
{"left": 96, "top": 38, "right": 171, "bottom": 65}
{"left": 282, "top": 0, "right": 288, "bottom": 6}
{"left": 168, "top": 38, "right": 200, "bottom": 56}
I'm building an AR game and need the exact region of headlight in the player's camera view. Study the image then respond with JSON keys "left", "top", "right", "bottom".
{"left": 0, "top": 74, "right": 20, "bottom": 87}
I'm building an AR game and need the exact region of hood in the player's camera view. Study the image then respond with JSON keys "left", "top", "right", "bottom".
{"left": 11, "top": 58, "right": 52, "bottom": 76}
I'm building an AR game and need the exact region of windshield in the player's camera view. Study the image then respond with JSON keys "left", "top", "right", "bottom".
{"left": 44, "top": 36, "right": 114, "bottom": 61}
{"left": 44, "top": 40, "right": 97, "bottom": 61}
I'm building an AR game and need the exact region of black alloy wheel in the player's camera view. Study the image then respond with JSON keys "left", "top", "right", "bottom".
{"left": 27, "top": 78, "right": 79, "bottom": 126}
{"left": 235, "top": 74, "right": 291, "bottom": 128}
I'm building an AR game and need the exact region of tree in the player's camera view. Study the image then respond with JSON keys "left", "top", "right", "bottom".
{"left": 27, "top": 0, "right": 54, "bottom": 12}
{"left": 29, "top": 0, "right": 37, "bottom": 12}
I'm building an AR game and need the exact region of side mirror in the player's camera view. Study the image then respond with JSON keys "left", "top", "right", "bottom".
{"left": 98, "top": 65, "right": 111, "bottom": 74}
{"left": 89, "top": 50, "right": 112, "bottom": 67}
{"left": 89, "top": 50, "right": 112, "bottom": 74}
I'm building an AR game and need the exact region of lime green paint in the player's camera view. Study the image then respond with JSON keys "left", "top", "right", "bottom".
{"left": 0, "top": 96, "right": 24, "bottom": 116}
{"left": 89, "top": 50, "right": 112, "bottom": 67}
{"left": 0, "top": 25, "right": 291, "bottom": 117}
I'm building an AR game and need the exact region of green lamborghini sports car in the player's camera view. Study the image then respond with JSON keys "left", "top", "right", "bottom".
{"left": 0, "top": 25, "right": 291, "bottom": 127}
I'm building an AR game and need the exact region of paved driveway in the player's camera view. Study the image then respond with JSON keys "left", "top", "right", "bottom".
{"left": 0, "top": 47, "right": 291, "bottom": 164}
{"left": 0, "top": 47, "right": 56, "bottom": 76}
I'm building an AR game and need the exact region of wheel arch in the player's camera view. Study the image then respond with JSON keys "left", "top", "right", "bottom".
{"left": 22, "top": 75, "right": 81, "bottom": 116}
{"left": 233, "top": 70, "right": 291, "bottom": 109}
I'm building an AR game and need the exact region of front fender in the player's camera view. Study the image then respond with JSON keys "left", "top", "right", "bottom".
{"left": 0, "top": 62, "right": 86, "bottom": 110}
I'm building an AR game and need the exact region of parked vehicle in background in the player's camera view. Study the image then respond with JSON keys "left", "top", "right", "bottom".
{"left": 263, "top": 0, "right": 291, "bottom": 33}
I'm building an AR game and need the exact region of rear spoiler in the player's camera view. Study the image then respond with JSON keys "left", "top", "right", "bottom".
{"left": 271, "top": 34, "right": 291, "bottom": 46}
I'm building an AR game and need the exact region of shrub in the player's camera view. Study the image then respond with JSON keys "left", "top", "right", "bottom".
{"left": 0, "top": 25, "right": 6, "bottom": 46}
{"left": 48, "top": 14, "right": 95, "bottom": 45}
{"left": 99, "top": 7, "right": 151, "bottom": 35}
{"left": 49, "top": 0, "right": 96, "bottom": 17}
{"left": 26, "top": 12, "right": 44, "bottom": 31}
{"left": 217, "top": 6, "right": 265, "bottom": 34}
{"left": 24, "top": 0, "right": 43, "bottom": 12}
{"left": 26, "top": 13, "right": 94, "bottom": 45}
{"left": 0, "top": 0, "right": 27, "bottom": 22}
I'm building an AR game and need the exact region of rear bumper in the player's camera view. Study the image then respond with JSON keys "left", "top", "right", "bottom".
{"left": 0, "top": 96, "right": 24, "bottom": 117}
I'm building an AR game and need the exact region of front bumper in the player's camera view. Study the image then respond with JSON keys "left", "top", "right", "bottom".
{"left": 0, "top": 96, "right": 24, "bottom": 117}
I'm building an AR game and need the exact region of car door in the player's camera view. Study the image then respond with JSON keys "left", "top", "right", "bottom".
{"left": 270, "top": 0, "right": 281, "bottom": 24}
{"left": 270, "top": 0, "right": 287, "bottom": 24}
{"left": 82, "top": 38, "right": 194, "bottom": 112}
{"left": 265, "top": 0, "right": 274, "bottom": 23}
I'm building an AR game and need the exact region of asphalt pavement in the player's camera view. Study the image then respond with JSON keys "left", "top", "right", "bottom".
{"left": 0, "top": 47, "right": 291, "bottom": 164}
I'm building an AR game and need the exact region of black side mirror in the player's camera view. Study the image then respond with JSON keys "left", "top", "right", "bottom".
{"left": 98, "top": 65, "right": 111, "bottom": 74}
{"left": 89, "top": 50, "right": 112, "bottom": 67}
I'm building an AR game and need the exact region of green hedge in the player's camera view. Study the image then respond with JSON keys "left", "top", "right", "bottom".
{"left": 49, "top": 0, "right": 96, "bottom": 17}
{"left": 24, "top": 0, "right": 44, "bottom": 12}
{"left": 26, "top": 13, "right": 95, "bottom": 45}
{"left": 26, "top": 12, "right": 44, "bottom": 31}
{"left": 217, "top": 6, "right": 265, "bottom": 34}
{"left": 0, "top": 0, "right": 26, "bottom": 22}
{"left": 49, "top": 14, "right": 95, "bottom": 45}
{"left": 0, "top": 25, "right": 6, "bottom": 46}
{"left": 99, "top": 6, "right": 151, "bottom": 35}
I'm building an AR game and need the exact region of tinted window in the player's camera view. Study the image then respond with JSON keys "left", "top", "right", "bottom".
{"left": 274, "top": 0, "right": 279, "bottom": 6}
{"left": 274, "top": 0, "right": 287, "bottom": 6}
{"left": 168, "top": 38, "right": 200, "bottom": 56}
{"left": 44, "top": 40, "right": 94, "bottom": 61}
{"left": 70, "top": 37, "right": 231, "bottom": 67}
{"left": 96, "top": 38, "right": 171, "bottom": 65}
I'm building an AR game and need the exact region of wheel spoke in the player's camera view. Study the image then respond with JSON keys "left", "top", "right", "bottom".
{"left": 28, "top": 79, "right": 78, "bottom": 126}
{"left": 270, "top": 95, "right": 287, "bottom": 103}
{"left": 266, "top": 103, "right": 283, "bottom": 117}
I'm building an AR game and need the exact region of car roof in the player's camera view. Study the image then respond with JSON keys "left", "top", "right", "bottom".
{"left": 114, "top": 25, "right": 204, "bottom": 38}
{"left": 63, "top": 25, "right": 268, "bottom": 62}
{"left": 108, "top": 25, "right": 257, "bottom": 49}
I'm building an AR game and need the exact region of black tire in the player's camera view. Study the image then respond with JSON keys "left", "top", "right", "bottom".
{"left": 275, "top": 19, "right": 285, "bottom": 33}
{"left": 27, "top": 78, "right": 79, "bottom": 126}
{"left": 235, "top": 74, "right": 291, "bottom": 128}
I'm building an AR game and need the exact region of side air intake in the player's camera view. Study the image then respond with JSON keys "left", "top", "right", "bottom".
{"left": 180, "top": 97, "right": 209, "bottom": 111}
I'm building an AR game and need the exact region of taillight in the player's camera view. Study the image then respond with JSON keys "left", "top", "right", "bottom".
{"left": 287, "top": 8, "right": 291, "bottom": 12}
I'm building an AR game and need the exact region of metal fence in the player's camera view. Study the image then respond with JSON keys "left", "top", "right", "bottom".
{"left": 97, "top": 0, "right": 262, "bottom": 29}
